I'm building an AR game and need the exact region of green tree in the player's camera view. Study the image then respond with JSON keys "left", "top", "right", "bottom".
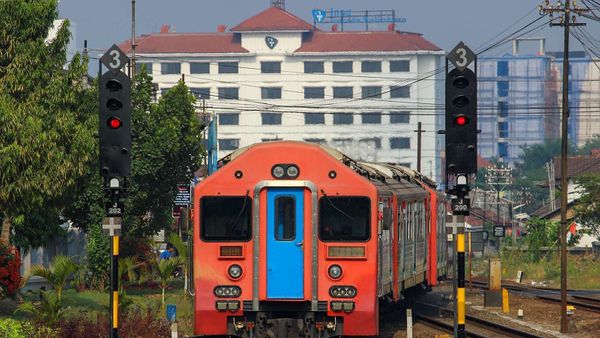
{"left": 578, "top": 134, "right": 600, "bottom": 155}
{"left": 67, "top": 70, "right": 202, "bottom": 277}
{"left": 25, "top": 254, "right": 78, "bottom": 302}
{"left": 574, "top": 173, "right": 600, "bottom": 239}
{"left": 151, "top": 256, "right": 184, "bottom": 307}
{"left": 168, "top": 233, "right": 189, "bottom": 294}
{"left": 0, "top": 0, "right": 95, "bottom": 249}
{"left": 15, "top": 290, "right": 65, "bottom": 326}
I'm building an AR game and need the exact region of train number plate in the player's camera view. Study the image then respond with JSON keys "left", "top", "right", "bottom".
{"left": 451, "top": 198, "right": 470, "bottom": 215}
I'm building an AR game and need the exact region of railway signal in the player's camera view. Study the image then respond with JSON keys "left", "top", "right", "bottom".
{"left": 445, "top": 66, "right": 477, "bottom": 182}
{"left": 99, "top": 44, "right": 131, "bottom": 338}
{"left": 99, "top": 44, "right": 132, "bottom": 178}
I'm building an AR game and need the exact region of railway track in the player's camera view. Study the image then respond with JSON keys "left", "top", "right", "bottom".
{"left": 461, "top": 279, "right": 600, "bottom": 313}
{"left": 415, "top": 301, "right": 544, "bottom": 338}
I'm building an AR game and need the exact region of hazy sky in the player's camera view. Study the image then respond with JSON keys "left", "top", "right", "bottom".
{"left": 58, "top": 0, "right": 599, "bottom": 63}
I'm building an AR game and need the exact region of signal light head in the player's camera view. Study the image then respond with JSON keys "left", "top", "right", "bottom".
{"left": 106, "top": 79, "right": 123, "bottom": 92}
{"left": 107, "top": 117, "right": 122, "bottom": 129}
{"left": 454, "top": 115, "right": 468, "bottom": 126}
{"left": 107, "top": 98, "right": 123, "bottom": 111}
{"left": 453, "top": 95, "right": 470, "bottom": 108}
{"left": 453, "top": 76, "right": 469, "bottom": 89}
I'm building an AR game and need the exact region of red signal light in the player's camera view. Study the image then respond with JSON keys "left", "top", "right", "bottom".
{"left": 107, "top": 117, "right": 122, "bottom": 129}
{"left": 454, "top": 115, "right": 468, "bottom": 126}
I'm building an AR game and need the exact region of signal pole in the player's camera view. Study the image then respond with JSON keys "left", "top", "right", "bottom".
{"left": 539, "top": 1, "right": 587, "bottom": 333}
{"left": 414, "top": 122, "right": 425, "bottom": 172}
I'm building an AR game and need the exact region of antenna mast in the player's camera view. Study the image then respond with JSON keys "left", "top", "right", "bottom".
{"left": 271, "top": 0, "right": 285, "bottom": 9}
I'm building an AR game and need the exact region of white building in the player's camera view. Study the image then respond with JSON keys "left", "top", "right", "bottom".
{"left": 120, "top": 6, "right": 444, "bottom": 181}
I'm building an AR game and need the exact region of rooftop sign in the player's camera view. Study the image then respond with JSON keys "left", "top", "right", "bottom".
{"left": 312, "top": 8, "right": 406, "bottom": 26}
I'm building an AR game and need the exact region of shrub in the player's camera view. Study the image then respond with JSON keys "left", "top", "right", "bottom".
{"left": 57, "top": 304, "right": 171, "bottom": 338}
{"left": 0, "top": 318, "right": 60, "bottom": 338}
{"left": 0, "top": 240, "right": 21, "bottom": 299}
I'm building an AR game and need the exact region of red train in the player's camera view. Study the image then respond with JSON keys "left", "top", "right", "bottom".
{"left": 192, "top": 141, "right": 447, "bottom": 337}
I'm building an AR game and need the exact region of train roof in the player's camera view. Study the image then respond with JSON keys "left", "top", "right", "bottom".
{"left": 217, "top": 141, "right": 439, "bottom": 194}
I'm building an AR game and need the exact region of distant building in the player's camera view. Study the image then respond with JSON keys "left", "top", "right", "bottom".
{"left": 119, "top": 6, "right": 445, "bottom": 182}
{"left": 477, "top": 38, "right": 596, "bottom": 164}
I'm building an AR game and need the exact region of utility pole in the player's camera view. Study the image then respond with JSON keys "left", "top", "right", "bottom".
{"left": 414, "top": 122, "right": 425, "bottom": 172}
{"left": 539, "top": 1, "right": 587, "bottom": 333}
{"left": 131, "top": 0, "right": 137, "bottom": 78}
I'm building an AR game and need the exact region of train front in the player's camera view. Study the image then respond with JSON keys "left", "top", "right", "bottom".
{"left": 193, "top": 141, "right": 379, "bottom": 337}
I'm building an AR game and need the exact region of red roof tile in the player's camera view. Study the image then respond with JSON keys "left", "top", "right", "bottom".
{"left": 230, "top": 7, "right": 314, "bottom": 32}
{"left": 118, "top": 33, "right": 248, "bottom": 54}
{"left": 295, "top": 31, "right": 441, "bottom": 53}
{"left": 553, "top": 155, "right": 600, "bottom": 179}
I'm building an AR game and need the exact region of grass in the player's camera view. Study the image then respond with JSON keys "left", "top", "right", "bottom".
{"left": 471, "top": 251, "right": 600, "bottom": 289}
{"left": 1, "top": 279, "right": 195, "bottom": 336}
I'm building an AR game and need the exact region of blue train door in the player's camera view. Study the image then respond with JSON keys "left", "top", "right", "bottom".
{"left": 267, "top": 188, "right": 304, "bottom": 299}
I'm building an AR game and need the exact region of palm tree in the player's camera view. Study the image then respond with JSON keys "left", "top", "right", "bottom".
{"left": 26, "top": 254, "right": 78, "bottom": 302}
{"left": 167, "top": 233, "right": 189, "bottom": 294}
{"left": 16, "top": 290, "right": 65, "bottom": 325}
{"left": 152, "top": 256, "right": 184, "bottom": 307}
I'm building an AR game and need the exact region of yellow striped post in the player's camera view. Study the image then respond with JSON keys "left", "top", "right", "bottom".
{"left": 110, "top": 235, "right": 120, "bottom": 337}
{"left": 457, "top": 233, "right": 466, "bottom": 337}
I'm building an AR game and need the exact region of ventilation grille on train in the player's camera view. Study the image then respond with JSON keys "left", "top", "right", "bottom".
{"left": 243, "top": 301, "right": 253, "bottom": 311}
{"left": 327, "top": 246, "right": 366, "bottom": 258}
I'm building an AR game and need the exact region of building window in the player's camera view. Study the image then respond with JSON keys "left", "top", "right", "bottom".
{"left": 390, "top": 85, "right": 410, "bottom": 98}
{"left": 219, "top": 138, "right": 239, "bottom": 151}
{"left": 498, "top": 142, "right": 509, "bottom": 158}
{"left": 161, "top": 63, "right": 181, "bottom": 75}
{"left": 399, "top": 162, "right": 411, "bottom": 168}
{"left": 262, "top": 138, "right": 279, "bottom": 142}
{"left": 190, "top": 88, "right": 210, "bottom": 100}
{"left": 304, "top": 61, "right": 324, "bottom": 73}
{"left": 160, "top": 88, "right": 171, "bottom": 96}
{"left": 333, "top": 87, "right": 353, "bottom": 99}
{"left": 361, "top": 61, "right": 381, "bottom": 73}
{"left": 498, "top": 81, "right": 509, "bottom": 97}
{"left": 219, "top": 113, "right": 239, "bottom": 126}
{"left": 359, "top": 137, "right": 382, "bottom": 149}
{"left": 390, "top": 137, "right": 410, "bottom": 149}
{"left": 304, "top": 138, "right": 326, "bottom": 144}
{"left": 390, "top": 111, "right": 410, "bottom": 123}
{"left": 333, "top": 113, "right": 353, "bottom": 125}
{"left": 261, "top": 87, "right": 282, "bottom": 99}
{"left": 333, "top": 61, "right": 353, "bottom": 73}
{"left": 261, "top": 61, "right": 281, "bottom": 73}
{"left": 497, "top": 61, "right": 509, "bottom": 76}
{"left": 218, "top": 87, "right": 239, "bottom": 100}
{"left": 136, "top": 62, "right": 152, "bottom": 74}
{"left": 362, "top": 86, "right": 382, "bottom": 99}
{"left": 499, "top": 101, "right": 508, "bottom": 117}
{"left": 261, "top": 113, "right": 282, "bottom": 125}
{"left": 190, "top": 62, "right": 210, "bottom": 74}
{"left": 304, "top": 87, "right": 325, "bottom": 99}
{"left": 304, "top": 113, "right": 325, "bottom": 124}
{"left": 218, "top": 62, "right": 238, "bottom": 74}
{"left": 390, "top": 60, "right": 410, "bottom": 72}
{"left": 498, "top": 121, "right": 509, "bottom": 138}
{"left": 361, "top": 112, "right": 381, "bottom": 124}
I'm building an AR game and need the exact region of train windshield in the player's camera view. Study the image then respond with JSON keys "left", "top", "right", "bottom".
{"left": 201, "top": 196, "right": 252, "bottom": 241}
{"left": 319, "top": 197, "right": 370, "bottom": 241}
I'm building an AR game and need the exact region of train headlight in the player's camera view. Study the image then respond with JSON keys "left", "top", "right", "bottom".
{"left": 214, "top": 286, "right": 242, "bottom": 298}
{"left": 286, "top": 165, "right": 299, "bottom": 178}
{"left": 228, "top": 264, "right": 243, "bottom": 280}
{"left": 328, "top": 264, "right": 343, "bottom": 280}
{"left": 272, "top": 165, "right": 285, "bottom": 179}
{"left": 329, "top": 286, "right": 357, "bottom": 298}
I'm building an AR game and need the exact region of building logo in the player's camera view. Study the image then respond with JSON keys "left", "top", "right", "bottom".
{"left": 265, "top": 36, "right": 278, "bottom": 49}
{"left": 312, "top": 9, "right": 327, "bottom": 23}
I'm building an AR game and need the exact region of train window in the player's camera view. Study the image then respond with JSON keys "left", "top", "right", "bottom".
{"left": 200, "top": 196, "right": 252, "bottom": 241}
{"left": 319, "top": 197, "right": 370, "bottom": 241}
{"left": 275, "top": 196, "right": 295, "bottom": 241}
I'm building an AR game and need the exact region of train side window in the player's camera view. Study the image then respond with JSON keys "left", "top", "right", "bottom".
{"left": 200, "top": 196, "right": 252, "bottom": 241}
{"left": 275, "top": 196, "right": 295, "bottom": 241}
{"left": 319, "top": 196, "right": 370, "bottom": 241}
{"left": 382, "top": 206, "right": 392, "bottom": 231}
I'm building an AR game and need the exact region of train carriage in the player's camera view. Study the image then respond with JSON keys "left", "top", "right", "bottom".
{"left": 192, "top": 141, "right": 447, "bottom": 337}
